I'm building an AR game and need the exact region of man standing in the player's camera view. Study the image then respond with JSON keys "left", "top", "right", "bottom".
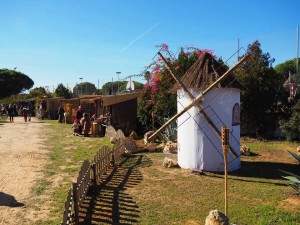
{"left": 28, "top": 103, "right": 33, "bottom": 122}
{"left": 76, "top": 106, "right": 84, "bottom": 121}
{"left": 57, "top": 104, "right": 65, "bottom": 123}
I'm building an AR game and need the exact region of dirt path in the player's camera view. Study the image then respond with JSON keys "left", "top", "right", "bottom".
{"left": 0, "top": 116, "right": 49, "bottom": 225}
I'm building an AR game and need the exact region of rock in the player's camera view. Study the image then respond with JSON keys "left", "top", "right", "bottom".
{"left": 145, "top": 143, "right": 163, "bottom": 152}
{"left": 163, "top": 157, "right": 178, "bottom": 168}
{"left": 110, "top": 137, "right": 117, "bottom": 144}
{"left": 123, "top": 149, "right": 132, "bottom": 157}
{"left": 124, "top": 139, "right": 139, "bottom": 153}
{"left": 129, "top": 131, "right": 138, "bottom": 140}
{"left": 240, "top": 145, "right": 250, "bottom": 156}
{"left": 163, "top": 141, "right": 178, "bottom": 154}
{"left": 205, "top": 209, "right": 229, "bottom": 225}
{"left": 297, "top": 146, "right": 300, "bottom": 153}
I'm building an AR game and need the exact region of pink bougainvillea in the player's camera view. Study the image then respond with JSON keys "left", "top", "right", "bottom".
{"left": 139, "top": 44, "right": 216, "bottom": 129}
{"left": 144, "top": 44, "right": 215, "bottom": 93}
{"left": 160, "top": 43, "right": 169, "bottom": 52}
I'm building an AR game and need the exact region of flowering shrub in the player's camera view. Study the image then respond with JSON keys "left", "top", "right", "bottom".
{"left": 137, "top": 44, "right": 215, "bottom": 131}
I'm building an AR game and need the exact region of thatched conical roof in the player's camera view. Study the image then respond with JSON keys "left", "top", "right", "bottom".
{"left": 170, "top": 52, "right": 241, "bottom": 93}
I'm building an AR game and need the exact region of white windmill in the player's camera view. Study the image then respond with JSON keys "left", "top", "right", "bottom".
{"left": 147, "top": 50, "right": 250, "bottom": 172}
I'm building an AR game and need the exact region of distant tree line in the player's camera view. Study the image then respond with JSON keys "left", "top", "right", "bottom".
{"left": 1, "top": 42, "right": 300, "bottom": 140}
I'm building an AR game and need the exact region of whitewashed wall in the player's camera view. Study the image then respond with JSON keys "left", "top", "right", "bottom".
{"left": 177, "top": 88, "right": 240, "bottom": 172}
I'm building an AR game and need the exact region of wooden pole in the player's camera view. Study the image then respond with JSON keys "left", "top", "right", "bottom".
{"left": 222, "top": 126, "right": 229, "bottom": 216}
{"left": 148, "top": 53, "right": 250, "bottom": 158}
{"left": 224, "top": 146, "right": 228, "bottom": 216}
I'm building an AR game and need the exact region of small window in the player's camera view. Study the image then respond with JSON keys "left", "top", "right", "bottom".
{"left": 232, "top": 103, "right": 240, "bottom": 126}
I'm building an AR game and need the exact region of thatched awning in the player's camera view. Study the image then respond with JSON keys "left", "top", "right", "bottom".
{"left": 170, "top": 52, "right": 241, "bottom": 93}
{"left": 79, "top": 92, "right": 140, "bottom": 106}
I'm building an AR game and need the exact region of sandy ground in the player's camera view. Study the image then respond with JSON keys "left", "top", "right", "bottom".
{"left": 0, "top": 116, "right": 48, "bottom": 225}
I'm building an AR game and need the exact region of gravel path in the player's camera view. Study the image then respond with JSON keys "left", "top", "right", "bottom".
{"left": 0, "top": 116, "right": 48, "bottom": 224}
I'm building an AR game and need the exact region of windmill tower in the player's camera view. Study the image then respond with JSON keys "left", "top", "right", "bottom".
{"left": 170, "top": 53, "right": 241, "bottom": 172}
{"left": 147, "top": 51, "right": 250, "bottom": 172}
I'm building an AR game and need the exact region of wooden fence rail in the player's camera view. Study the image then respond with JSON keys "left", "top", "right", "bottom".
{"left": 114, "top": 139, "right": 125, "bottom": 164}
{"left": 61, "top": 189, "right": 73, "bottom": 225}
{"left": 61, "top": 128, "right": 126, "bottom": 224}
{"left": 92, "top": 146, "right": 113, "bottom": 186}
{"left": 73, "top": 160, "right": 91, "bottom": 224}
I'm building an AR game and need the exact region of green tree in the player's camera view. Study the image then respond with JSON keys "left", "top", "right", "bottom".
{"left": 279, "top": 99, "right": 300, "bottom": 140}
{"left": 276, "top": 59, "right": 300, "bottom": 140}
{"left": 73, "top": 82, "right": 96, "bottom": 96}
{"left": 93, "top": 89, "right": 103, "bottom": 95}
{"left": 133, "top": 81, "right": 144, "bottom": 90}
{"left": 275, "top": 58, "right": 300, "bottom": 101}
{"left": 0, "top": 69, "right": 34, "bottom": 98}
{"left": 29, "top": 87, "right": 49, "bottom": 98}
{"left": 55, "top": 83, "right": 72, "bottom": 98}
{"left": 235, "top": 41, "right": 285, "bottom": 137}
{"left": 137, "top": 46, "right": 203, "bottom": 130}
{"left": 102, "top": 82, "right": 118, "bottom": 95}
{"left": 274, "top": 58, "right": 300, "bottom": 78}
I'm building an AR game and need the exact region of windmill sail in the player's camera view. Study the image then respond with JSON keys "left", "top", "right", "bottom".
{"left": 148, "top": 53, "right": 250, "bottom": 159}
{"left": 126, "top": 81, "right": 135, "bottom": 91}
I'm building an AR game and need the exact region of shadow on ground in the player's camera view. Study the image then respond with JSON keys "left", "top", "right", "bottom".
{"left": 232, "top": 160, "right": 299, "bottom": 180}
{"left": 79, "top": 154, "right": 153, "bottom": 225}
{"left": 0, "top": 192, "right": 25, "bottom": 207}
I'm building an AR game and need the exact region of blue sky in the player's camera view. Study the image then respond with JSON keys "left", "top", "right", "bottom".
{"left": 1, "top": 0, "right": 300, "bottom": 91}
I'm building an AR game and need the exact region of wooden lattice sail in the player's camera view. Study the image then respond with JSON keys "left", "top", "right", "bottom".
{"left": 148, "top": 53, "right": 250, "bottom": 162}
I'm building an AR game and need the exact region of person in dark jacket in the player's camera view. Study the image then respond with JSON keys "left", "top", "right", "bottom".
{"left": 57, "top": 105, "right": 65, "bottom": 123}
{"left": 7, "top": 104, "right": 14, "bottom": 122}
{"left": 76, "top": 106, "right": 84, "bottom": 121}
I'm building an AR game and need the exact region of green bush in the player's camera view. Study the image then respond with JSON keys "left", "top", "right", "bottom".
{"left": 279, "top": 99, "right": 300, "bottom": 141}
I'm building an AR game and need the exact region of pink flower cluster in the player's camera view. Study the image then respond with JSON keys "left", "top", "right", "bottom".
{"left": 144, "top": 44, "right": 215, "bottom": 92}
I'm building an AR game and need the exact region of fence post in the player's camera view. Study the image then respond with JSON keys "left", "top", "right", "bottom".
{"left": 72, "top": 182, "right": 79, "bottom": 225}
{"left": 91, "top": 162, "right": 97, "bottom": 188}
{"left": 111, "top": 151, "right": 115, "bottom": 167}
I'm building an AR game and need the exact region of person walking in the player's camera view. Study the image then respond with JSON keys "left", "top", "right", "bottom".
{"left": 57, "top": 104, "right": 65, "bottom": 123}
{"left": 27, "top": 103, "right": 33, "bottom": 122}
{"left": 22, "top": 106, "right": 28, "bottom": 122}
{"left": 7, "top": 104, "right": 14, "bottom": 122}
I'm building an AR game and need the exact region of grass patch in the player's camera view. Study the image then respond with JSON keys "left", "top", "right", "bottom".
{"left": 32, "top": 178, "right": 51, "bottom": 195}
{"left": 32, "top": 120, "right": 300, "bottom": 224}
{"left": 31, "top": 119, "right": 112, "bottom": 224}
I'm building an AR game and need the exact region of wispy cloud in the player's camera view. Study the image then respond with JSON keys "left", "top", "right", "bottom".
{"left": 120, "top": 22, "right": 160, "bottom": 53}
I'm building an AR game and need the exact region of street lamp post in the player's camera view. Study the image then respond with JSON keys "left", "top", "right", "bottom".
{"left": 79, "top": 77, "right": 83, "bottom": 95}
{"left": 116, "top": 72, "right": 121, "bottom": 94}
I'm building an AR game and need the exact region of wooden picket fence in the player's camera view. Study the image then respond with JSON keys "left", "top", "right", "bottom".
{"left": 73, "top": 160, "right": 91, "bottom": 224}
{"left": 61, "top": 189, "right": 73, "bottom": 225}
{"left": 61, "top": 130, "right": 126, "bottom": 225}
{"left": 91, "top": 146, "right": 113, "bottom": 186}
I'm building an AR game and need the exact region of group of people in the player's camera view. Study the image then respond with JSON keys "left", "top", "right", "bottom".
{"left": 1, "top": 103, "right": 33, "bottom": 122}
{"left": 56, "top": 104, "right": 109, "bottom": 137}
{"left": 72, "top": 106, "right": 91, "bottom": 137}
{"left": 20, "top": 104, "right": 33, "bottom": 122}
